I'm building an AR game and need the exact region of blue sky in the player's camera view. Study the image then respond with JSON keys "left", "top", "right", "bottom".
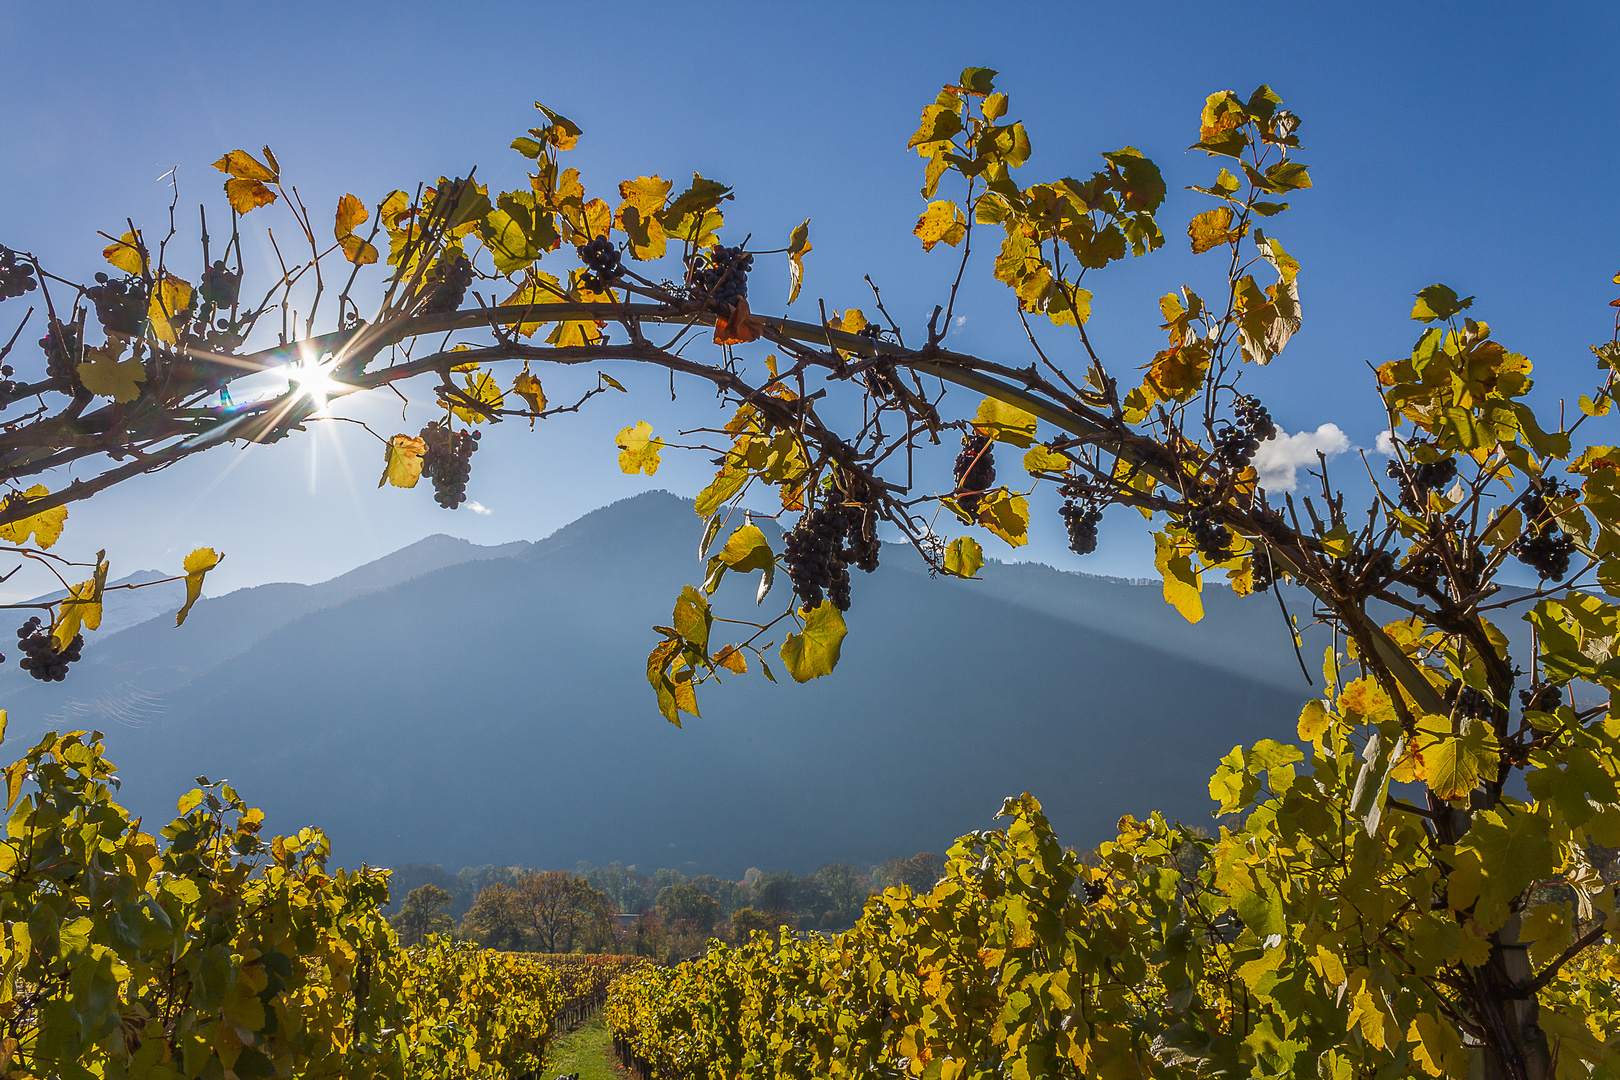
{"left": 0, "top": 1, "right": 1615, "bottom": 598}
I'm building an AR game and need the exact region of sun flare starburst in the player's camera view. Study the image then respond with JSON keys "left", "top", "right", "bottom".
{"left": 287, "top": 351, "right": 346, "bottom": 414}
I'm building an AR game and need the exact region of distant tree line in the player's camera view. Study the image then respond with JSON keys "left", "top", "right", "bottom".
{"left": 384, "top": 849, "right": 952, "bottom": 959}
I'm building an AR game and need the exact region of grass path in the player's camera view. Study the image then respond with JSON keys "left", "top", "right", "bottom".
{"left": 545, "top": 1015, "right": 625, "bottom": 1080}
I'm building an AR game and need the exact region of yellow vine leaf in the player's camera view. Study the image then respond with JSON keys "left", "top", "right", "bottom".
{"left": 617, "top": 175, "right": 671, "bottom": 217}
{"left": 1022, "top": 443, "right": 1069, "bottom": 473}
{"left": 334, "top": 193, "right": 378, "bottom": 265}
{"left": 973, "top": 396, "right": 1038, "bottom": 447}
{"left": 334, "top": 192, "right": 367, "bottom": 236}
{"left": 786, "top": 219, "right": 811, "bottom": 304}
{"left": 378, "top": 434, "right": 426, "bottom": 489}
{"left": 616, "top": 422, "right": 664, "bottom": 475}
{"left": 176, "top": 547, "right": 221, "bottom": 627}
{"left": 1154, "top": 530, "right": 1203, "bottom": 623}
{"left": 215, "top": 148, "right": 281, "bottom": 215}
{"left": 0, "top": 485, "right": 67, "bottom": 549}
{"left": 502, "top": 272, "right": 566, "bottom": 338}
{"left": 451, "top": 372, "right": 505, "bottom": 425}
{"left": 224, "top": 178, "right": 277, "bottom": 215}
{"left": 511, "top": 373, "right": 547, "bottom": 414}
{"left": 616, "top": 176, "right": 671, "bottom": 262}
{"left": 547, "top": 317, "right": 604, "bottom": 348}
{"left": 780, "top": 601, "right": 846, "bottom": 682}
{"left": 212, "top": 148, "right": 278, "bottom": 182}
{"left": 1415, "top": 715, "right": 1501, "bottom": 802}
{"left": 1188, "top": 206, "right": 1247, "bottom": 254}
{"left": 53, "top": 560, "right": 107, "bottom": 652}
{"left": 976, "top": 488, "right": 1029, "bottom": 548}
{"left": 102, "top": 230, "right": 146, "bottom": 276}
{"left": 147, "top": 274, "right": 192, "bottom": 345}
{"left": 1339, "top": 676, "right": 1394, "bottom": 722}
{"left": 694, "top": 464, "right": 747, "bottom": 517}
{"left": 1143, "top": 342, "right": 1211, "bottom": 403}
{"left": 1297, "top": 699, "right": 1331, "bottom": 743}
{"left": 942, "top": 536, "right": 983, "bottom": 578}
{"left": 77, "top": 347, "right": 146, "bottom": 402}
{"left": 914, "top": 199, "right": 967, "bottom": 252}
{"left": 713, "top": 645, "right": 747, "bottom": 674}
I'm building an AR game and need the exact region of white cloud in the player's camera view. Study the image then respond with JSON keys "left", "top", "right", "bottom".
{"left": 466, "top": 501, "right": 493, "bottom": 516}
{"left": 1252, "top": 423, "right": 1351, "bottom": 492}
{"left": 1375, "top": 430, "right": 1398, "bottom": 456}
{"left": 953, "top": 315, "right": 967, "bottom": 328}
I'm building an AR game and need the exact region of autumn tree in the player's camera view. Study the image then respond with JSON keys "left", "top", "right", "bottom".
{"left": 390, "top": 882, "right": 454, "bottom": 947}
{"left": 460, "top": 881, "right": 527, "bottom": 951}
{"left": 1, "top": 65, "right": 1617, "bottom": 1078}
{"left": 508, "top": 871, "right": 611, "bottom": 954}
{"left": 656, "top": 882, "right": 720, "bottom": 934}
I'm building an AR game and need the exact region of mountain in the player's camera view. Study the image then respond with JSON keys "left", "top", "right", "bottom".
{"left": 2, "top": 494, "right": 1551, "bottom": 879}
{"left": 0, "top": 492, "right": 1342, "bottom": 878}
{"left": 0, "top": 534, "right": 532, "bottom": 729}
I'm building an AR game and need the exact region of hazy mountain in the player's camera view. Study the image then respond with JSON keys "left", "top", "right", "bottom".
{"left": 0, "top": 533, "right": 532, "bottom": 728}
{"left": 0, "top": 492, "right": 1338, "bottom": 879}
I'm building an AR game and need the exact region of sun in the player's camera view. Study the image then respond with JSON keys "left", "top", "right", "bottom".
{"left": 287, "top": 351, "right": 345, "bottom": 414}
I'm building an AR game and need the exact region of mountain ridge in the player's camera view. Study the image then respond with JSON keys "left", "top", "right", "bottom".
{"left": 0, "top": 491, "right": 1319, "bottom": 878}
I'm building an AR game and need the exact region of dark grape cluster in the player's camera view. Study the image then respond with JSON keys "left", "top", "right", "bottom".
{"left": 16, "top": 617, "right": 82, "bottom": 682}
{"left": 38, "top": 319, "right": 81, "bottom": 385}
{"left": 576, "top": 236, "right": 623, "bottom": 292}
{"left": 1519, "top": 682, "right": 1561, "bottom": 716}
{"left": 420, "top": 420, "right": 480, "bottom": 509}
{"left": 1384, "top": 440, "right": 1458, "bottom": 513}
{"left": 1182, "top": 497, "right": 1233, "bottom": 563}
{"left": 86, "top": 273, "right": 147, "bottom": 336}
{"left": 1213, "top": 395, "right": 1277, "bottom": 469}
{"left": 1250, "top": 546, "right": 1280, "bottom": 593}
{"left": 422, "top": 254, "right": 473, "bottom": 315}
{"left": 782, "top": 501, "right": 881, "bottom": 612}
{"left": 200, "top": 260, "right": 240, "bottom": 309}
{"left": 783, "top": 506, "right": 852, "bottom": 612}
{"left": 1057, "top": 481, "right": 1101, "bottom": 556}
{"left": 1402, "top": 548, "right": 1445, "bottom": 589}
{"left": 0, "top": 247, "right": 37, "bottom": 301}
{"left": 687, "top": 245, "right": 753, "bottom": 311}
{"left": 1512, "top": 481, "right": 1576, "bottom": 581}
{"left": 1443, "top": 679, "right": 1493, "bottom": 723}
{"left": 866, "top": 364, "right": 901, "bottom": 399}
{"left": 953, "top": 433, "right": 996, "bottom": 516}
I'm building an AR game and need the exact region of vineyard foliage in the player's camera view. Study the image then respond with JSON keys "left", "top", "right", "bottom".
{"left": 0, "top": 722, "right": 573, "bottom": 1080}
{"left": 606, "top": 795, "right": 1620, "bottom": 1079}
{"left": 0, "top": 61, "right": 1617, "bottom": 1077}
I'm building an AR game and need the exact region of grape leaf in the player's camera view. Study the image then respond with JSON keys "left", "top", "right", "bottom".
{"left": 1188, "top": 207, "right": 1246, "bottom": 254}
{"left": 511, "top": 372, "right": 547, "bottom": 414}
{"left": 1154, "top": 530, "right": 1203, "bottom": 623}
{"left": 333, "top": 194, "right": 378, "bottom": 266}
{"left": 176, "top": 547, "right": 221, "bottom": 627}
{"left": 780, "top": 601, "right": 847, "bottom": 683}
{"left": 942, "top": 536, "right": 984, "bottom": 578}
{"left": 451, "top": 372, "right": 504, "bottom": 425}
{"left": 102, "top": 230, "right": 146, "bottom": 276}
{"left": 379, "top": 435, "right": 426, "bottom": 489}
{"left": 976, "top": 488, "right": 1029, "bottom": 547}
{"left": 0, "top": 485, "right": 67, "bottom": 549}
{"left": 786, "top": 219, "right": 811, "bottom": 304}
{"left": 973, "top": 397, "right": 1038, "bottom": 447}
{"left": 77, "top": 347, "right": 146, "bottom": 402}
{"left": 914, "top": 200, "right": 967, "bottom": 252}
{"left": 616, "top": 421, "right": 664, "bottom": 475}
{"left": 147, "top": 273, "right": 192, "bottom": 345}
